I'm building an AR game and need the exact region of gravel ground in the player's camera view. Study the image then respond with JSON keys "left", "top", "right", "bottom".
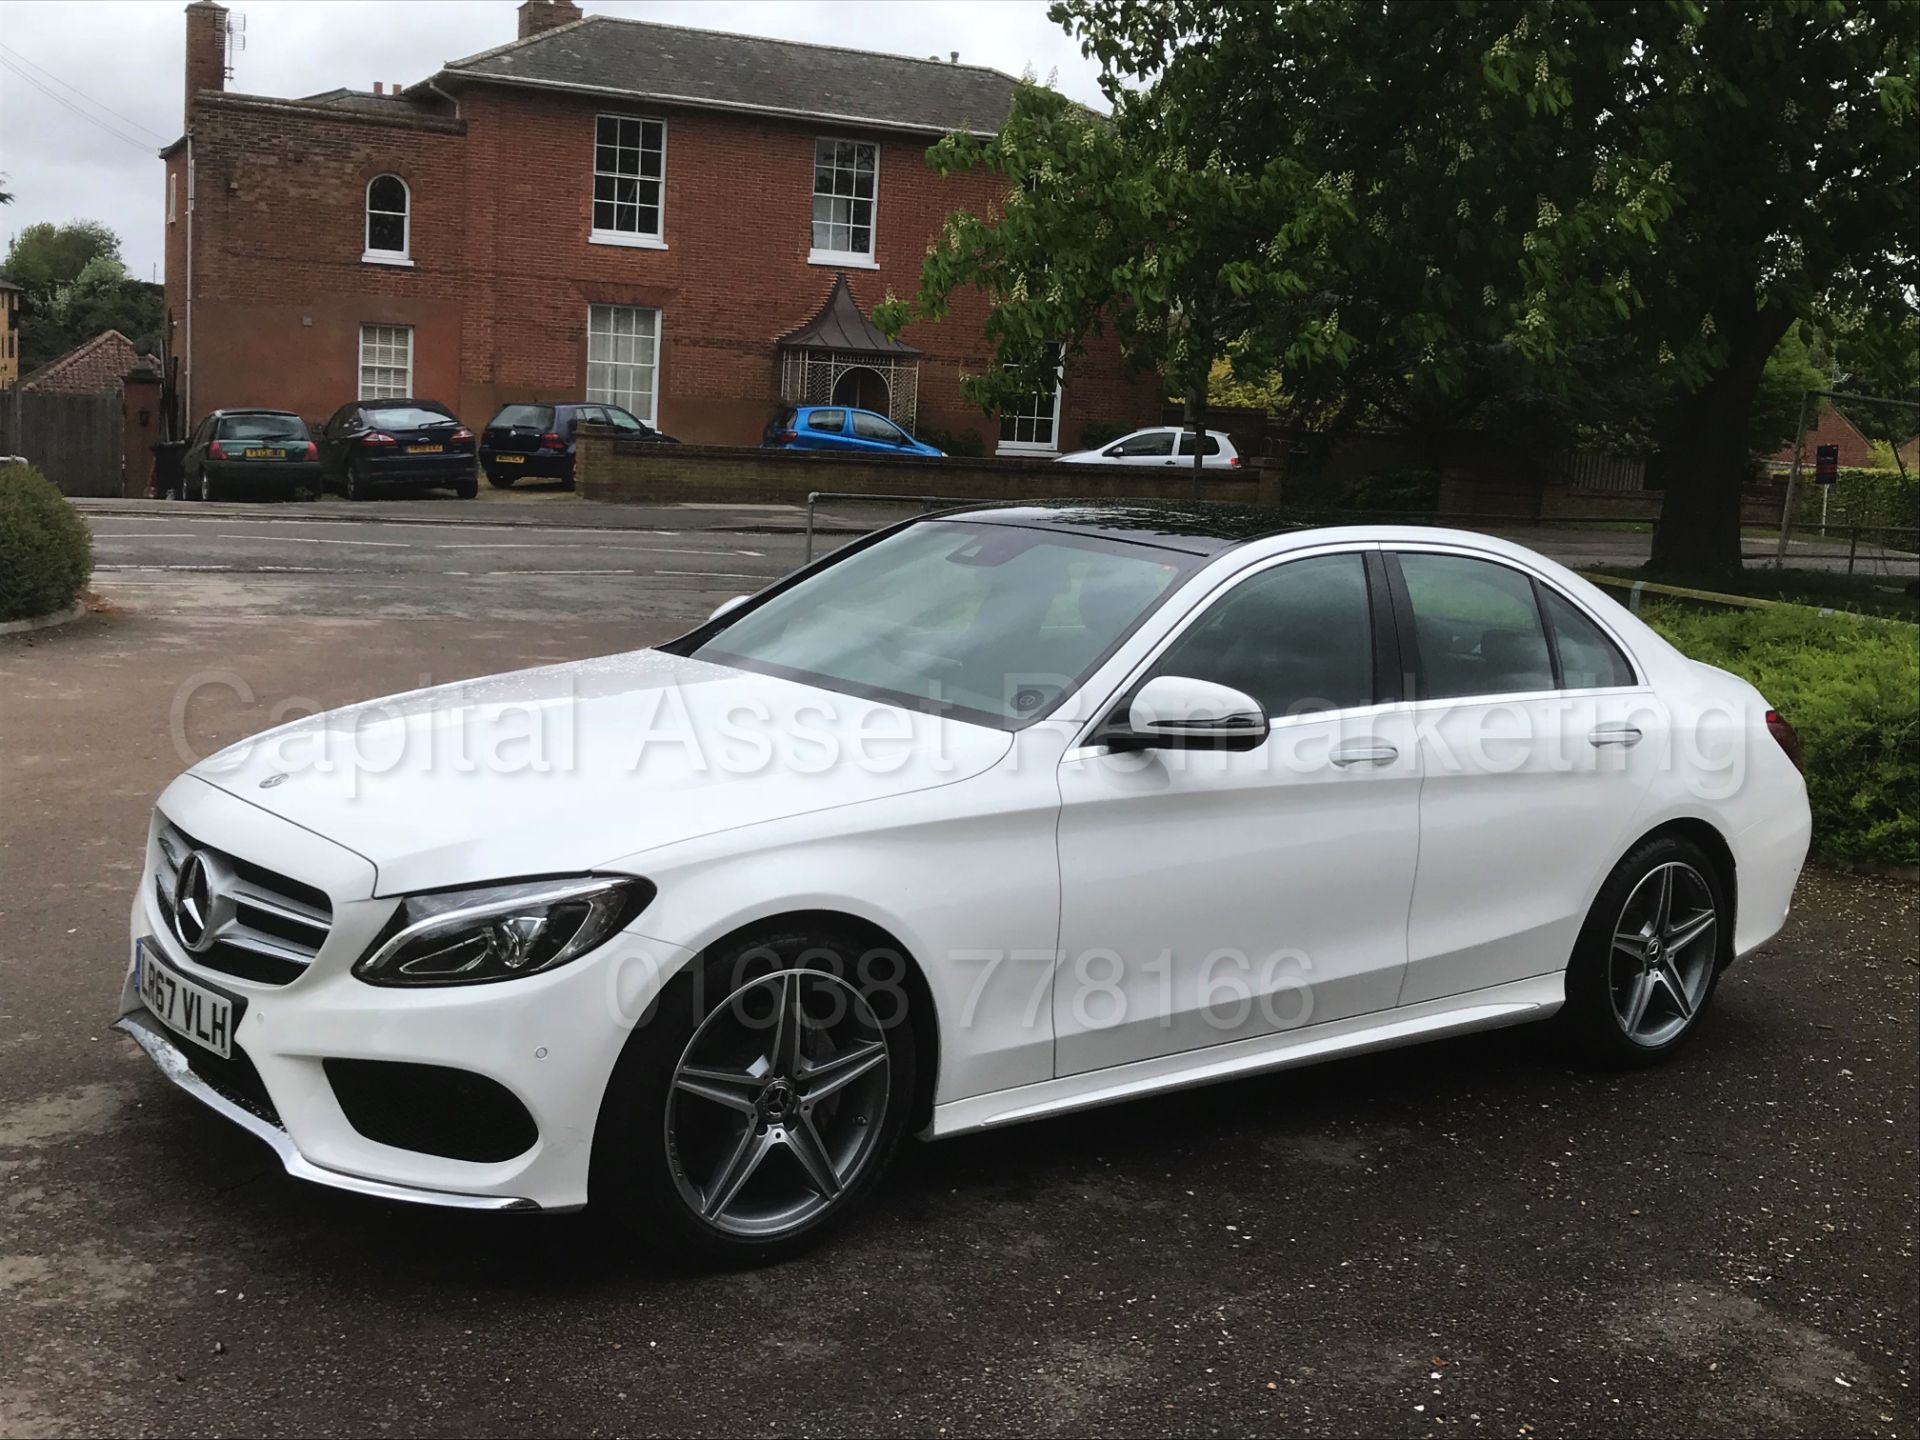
{"left": 2, "top": 603, "right": 1914, "bottom": 1439}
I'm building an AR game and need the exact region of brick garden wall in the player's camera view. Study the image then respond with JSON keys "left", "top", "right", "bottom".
{"left": 576, "top": 427, "right": 1274, "bottom": 507}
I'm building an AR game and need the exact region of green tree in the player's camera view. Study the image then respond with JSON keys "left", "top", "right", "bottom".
{"left": 4, "top": 221, "right": 160, "bottom": 371}
{"left": 891, "top": 1, "right": 1918, "bottom": 577}
{"left": 1749, "top": 327, "right": 1832, "bottom": 458}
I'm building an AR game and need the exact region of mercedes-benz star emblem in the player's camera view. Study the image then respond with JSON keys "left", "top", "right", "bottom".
{"left": 172, "top": 851, "right": 216, "bottom": 952}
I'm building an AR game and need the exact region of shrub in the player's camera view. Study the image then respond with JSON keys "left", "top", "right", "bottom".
{"left": 1791, "top": 466, "right": 1920, "bottom": 533}
{"left": 1643, "top": 604, "right": 1919, "bottom": 866}
{"left": 0, "top": 462, "right": 93, "bottom": 623}
{"left": 917, "top": 426, "right": 986, "bottom": 458}
{"left": 1077, "top": 419, "right": 1133, "bottom": 451}
{"left": 1332, "top": 468, "right": 1443, "bottom": 513}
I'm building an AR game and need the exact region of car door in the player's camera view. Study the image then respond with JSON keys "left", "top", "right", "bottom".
{"left": 1052, "top": 546, "right": 1422, "bottom": 1076}
{"left": 795, "top": 407, "right": 849, "bottom": 452}
{"left": 1387, "top": 547, "right": 1663, "bottom": 1005}
{"left": 849, "top": 410, "right": 911, "bottom": 453}
{"left": 1102, "top": 429, "right": 1177, "bottom": 466}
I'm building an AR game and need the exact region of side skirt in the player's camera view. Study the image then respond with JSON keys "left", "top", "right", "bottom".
{"left": 927, "top": 972, "right": 1564, "bottom": 1139}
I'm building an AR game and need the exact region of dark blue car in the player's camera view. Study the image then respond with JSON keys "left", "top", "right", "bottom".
{"left": 479, "top": 402, "right": 677, "bottom": 489}
{"left": 762, "top": 405, "right": 944, "bottom": 457}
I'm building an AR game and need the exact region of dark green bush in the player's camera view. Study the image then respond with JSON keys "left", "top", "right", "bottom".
{"left": 0, "top": 462, "right": 93, "bottom": 622}
{"left": 1077, "top": 419, "right": 1133, "bottom": 451}
{"left": 1333, "top": 468, "right": 1443, "bottom": 513}
{"left": 1644, "top": 604, "right": 1919, "bottom": 866}
{"left": 917, "top": 426, "right": 987, "bottom": 458}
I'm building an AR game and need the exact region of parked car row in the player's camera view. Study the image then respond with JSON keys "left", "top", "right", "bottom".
{"left": 161, "top": 402, "right": 1234, "bottom": 503}
{"left": 162, "top": 399, "right": 677, "bottom": 502}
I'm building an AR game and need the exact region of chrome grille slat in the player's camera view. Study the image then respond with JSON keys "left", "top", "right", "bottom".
{"left": 151, "top": 815, "right": 334, "bottom": 985}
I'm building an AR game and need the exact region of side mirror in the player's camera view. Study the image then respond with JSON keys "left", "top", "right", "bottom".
{"left": 708, "top": 595, "right": 750, "bottom": 622}
{"left": 1099, "top": 674, "right": 1269, "bottom": 751}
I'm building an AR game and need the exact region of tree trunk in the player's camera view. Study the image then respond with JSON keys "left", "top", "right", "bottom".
{"left": 1185, "top": 379, "right": 1208, "bottom": 502}
{"left": 1647, "top": 310, "right": 1795, "bottom": 578}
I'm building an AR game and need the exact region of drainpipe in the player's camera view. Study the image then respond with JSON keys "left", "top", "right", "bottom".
{"left": 423, "top": 78, "right": 461, "bottom": 118}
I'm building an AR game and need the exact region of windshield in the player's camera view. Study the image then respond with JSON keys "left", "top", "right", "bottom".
{"left": 217, "top": 414, "right": 308, "bottom": 442}
{"left": 687, "top": 520, "right": 1198, "bottom": 727}
{"left": 364, "top": 405, "right": 455, "bottom": 429}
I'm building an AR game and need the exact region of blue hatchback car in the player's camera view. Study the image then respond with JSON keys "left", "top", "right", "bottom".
{"left": 762, "top": 405, "right": 944, "bottom": 457}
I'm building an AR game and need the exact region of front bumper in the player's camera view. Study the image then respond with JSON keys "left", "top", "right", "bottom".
{"left": 119, "top": 775, "right": 691, "bottom": 1212}
{"left": 117, "top": 1009, "right": 545, "bottom": 1211}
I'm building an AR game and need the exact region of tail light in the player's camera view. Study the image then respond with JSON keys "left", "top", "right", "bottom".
{"left": 303, "top": 440, "right": 318, "bottom": 460}
{"left": 1229, "top": 454, "right": 1242, "bottom": 468}
{"left": 360, "top": 431, "right": 397, "bottom": 447}
{"left": 773, "top": 429, "right": 798, "bottom": 445}
{"left": 450, "top": 427, "right": 474, "bottom": 444}
{"left": 208, "top": 439, "right": 226, "bottom": 460}
{"left": 538, "top": 431, "right": 565, "bottom": 451}
{"left": 1765, "top": 709, "right": 1803, "bottom": 772}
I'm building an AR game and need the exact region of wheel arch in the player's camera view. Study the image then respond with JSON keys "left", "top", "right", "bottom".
{"left": 1623, "top": 816, "right": 1739, "bottom": 961}
{"left": 622, "top": 906, "right": 943, "bottom": 1135}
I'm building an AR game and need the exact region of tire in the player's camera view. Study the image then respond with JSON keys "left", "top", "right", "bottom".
{"left": 1559, "top": 834, "right": 1730, "bottom": 1068}
{"left": 454, "top": 473, "right": 478, "bottom": 500}
{"left": 591, "top": 926, "right": 919, "bottom": 1268}
{"left": 345, "top": 459, "right": 368, "bottom": 501}
{"left": 486, "top": 468, "right": 516, "bottom": 489}
{"left": 197, "top": 469, "right": 218, "bottom": 503}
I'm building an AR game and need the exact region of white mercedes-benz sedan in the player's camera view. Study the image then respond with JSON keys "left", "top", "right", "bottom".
{"left": 118, "top": 504, "right": 1811, "bottom": 1264}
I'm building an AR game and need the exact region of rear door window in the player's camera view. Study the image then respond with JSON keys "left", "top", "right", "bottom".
{"left": 1397, "top": 553, "right": 1554, "bottom": 699}
{"left": 806, "top": 409, "right": 847, "bottom": 433}
{"left": 1176, "top": 432, "right": 1222, "bottom": 456}
{"left": 603, "top": 407, "right": 647, "bottom": 432}
{"left": 1543, "top": 589, "right": 1636, "bottom": 689}
{"left": 1150, "top": 553, "right": 1376, "bottom": 718}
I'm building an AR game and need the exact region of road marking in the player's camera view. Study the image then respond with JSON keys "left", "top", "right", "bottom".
{"left": 218, "top": 533, "right": 410, "bottom": 547}
{"left": 435, "top": 542, "right": 763, "bottom": 556}
{"left": 92, "top": 532, "right": 193, "bottom": 539}
{"left": 657, "top": 569, "right": 771, "bottom": 579}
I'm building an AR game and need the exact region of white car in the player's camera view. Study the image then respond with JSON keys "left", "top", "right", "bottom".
{"left": 1056, "top": 426, "right": 1242, "bottom": 468}
{"left": 118, "top": 504, "right": 1811, "bottom": 1264}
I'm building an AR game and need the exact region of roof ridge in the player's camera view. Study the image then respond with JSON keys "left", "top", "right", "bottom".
{"left": 441, "top": 12, "right": 1021, "bottom": 85}
{"left": 17, "top": 328, "right": 136, "bottom": 390}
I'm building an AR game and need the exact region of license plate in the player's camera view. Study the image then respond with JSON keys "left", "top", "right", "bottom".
{"left": 242, "top": 448, "right": 286, "bottom": 460}
{"left": 495, "top": 454, "right": 525, "bottom": 464}
{"left": 135, "top": 939, "right": 236, "bottom": 1059}
{"left": 405, "top": 444, "right": 444, "bottom": 454}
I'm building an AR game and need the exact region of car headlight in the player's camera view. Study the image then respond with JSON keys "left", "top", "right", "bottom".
{"left": 353, "top": 876, "right": 654, "bottom": 987}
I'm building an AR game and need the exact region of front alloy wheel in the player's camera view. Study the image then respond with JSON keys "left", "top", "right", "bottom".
{"left": 667, "top": 969, "right": 891, "bottom": 1237}
{"left": 594, "top": 930, "right": 917, "bottom": 1266}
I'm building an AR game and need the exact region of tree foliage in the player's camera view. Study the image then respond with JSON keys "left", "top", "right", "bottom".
{"left": 4, "top": 220, "right": 163, "bottom": 372}
{"left": 887, "top": 0, "right": 1918, "bottom": 575}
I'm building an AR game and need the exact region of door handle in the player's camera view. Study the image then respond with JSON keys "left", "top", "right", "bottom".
{"left": 1331, "top": 742, "right": 1399, "bottom": 768}
{"left": 1588, "top": 725, "right": 1644, "bottom": 748}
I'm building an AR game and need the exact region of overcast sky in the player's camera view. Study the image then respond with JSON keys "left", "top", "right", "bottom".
{"left": 0, "top": 0, "right": 1105, "bottom": 283}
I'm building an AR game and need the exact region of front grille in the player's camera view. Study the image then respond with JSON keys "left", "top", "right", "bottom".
{"left": 324, "top": 1060, "right": 538, "bottom": 1163}
{"left": 153, "top": 818, "right": 333, "bottom": 986}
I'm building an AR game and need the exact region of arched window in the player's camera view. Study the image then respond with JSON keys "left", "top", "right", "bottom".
{"left": 364, "top": 174, "right": 410, "bottom": 262}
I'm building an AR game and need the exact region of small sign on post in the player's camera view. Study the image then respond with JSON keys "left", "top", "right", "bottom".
{"left": 1815, "top": 443, "right": 1840, "bottom": 486}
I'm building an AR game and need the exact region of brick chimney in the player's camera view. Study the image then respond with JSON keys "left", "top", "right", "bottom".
{"left": 184, "top": 0, "right": 228, "bottom": 122}
{"left": 517, "top": 0, "right": 582, "bottom": 41}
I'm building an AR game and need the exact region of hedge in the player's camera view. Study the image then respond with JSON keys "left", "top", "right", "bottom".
{"left": 1790, "top": 466, "right": 1920, "bottom": 535}
{"left": 0, "top": 462, "right": 93, "bottom": 623}
{"left": 1644, "top": 604, "right": 1919, "bottom": 866}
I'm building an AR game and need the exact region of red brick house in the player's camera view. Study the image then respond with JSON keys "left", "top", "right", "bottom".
{"left": 162, "top": 0, "right": 1158, "bottom": 452}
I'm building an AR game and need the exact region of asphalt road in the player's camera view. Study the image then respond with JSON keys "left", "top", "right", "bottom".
{"left": 1, "top": 500, "right": 1914, "bottom": 1437}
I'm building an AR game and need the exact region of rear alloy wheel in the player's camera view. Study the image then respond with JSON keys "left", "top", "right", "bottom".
{"left": 594, "top": 932, "right": 917, "bottom": 1266}
{"left": 197, "top": 469, "right": 219, "bottom": 502}
{"left": 486, "top": 468, "right": 516, "bottom": 489}
{"left": 345, "top": 459, "right": 368, "bottom": 502}
{"left": 1561, "top": 836, "right": 1728, "bottom": 1066}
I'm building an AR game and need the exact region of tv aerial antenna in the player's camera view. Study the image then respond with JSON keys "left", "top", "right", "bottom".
{"left": 224, "top": 12, "right": 247, "bottom": 81}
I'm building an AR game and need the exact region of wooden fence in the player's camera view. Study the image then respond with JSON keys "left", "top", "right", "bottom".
{"left": 0, "top": 388, "right": 125, "bottom": 496}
